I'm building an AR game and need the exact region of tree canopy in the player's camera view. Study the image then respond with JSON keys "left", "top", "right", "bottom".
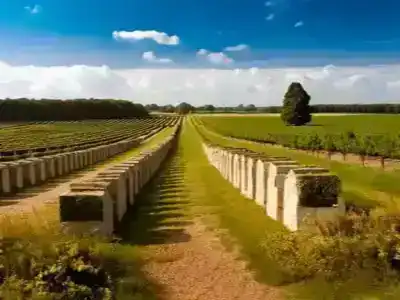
{"left": 176, "top": 102, "right": 194, "bottom": 115}
{"left": 280, "top": 82, "right": 312, "bottom": 126}
{"left": 0, "top": 99, "right": 149, "bottom": 121}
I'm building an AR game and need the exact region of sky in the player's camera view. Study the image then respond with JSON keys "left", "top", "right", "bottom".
{"left": 0, "top": 0, "right": 400, "bottom": 105}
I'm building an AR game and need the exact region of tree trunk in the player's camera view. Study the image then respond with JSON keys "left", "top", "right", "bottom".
{"left": 380, "top": 156, "right": 385, "bottom": 170}
{"left": 360, "top": 155, "right": 365, "bottom": 166}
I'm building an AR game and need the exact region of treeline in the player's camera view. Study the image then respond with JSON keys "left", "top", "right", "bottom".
{"left": 262, "top": 104, "right": 400, "bottom": 114}
{"left": 0, "top": 99, "right": 149, "bottom": 121}
{"left": 156, "top": 103, "right": 400, "bottom": 114}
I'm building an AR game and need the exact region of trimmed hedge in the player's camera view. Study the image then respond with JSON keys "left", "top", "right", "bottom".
{"left": 296, "top": 174, "right": 341, "bottom": 207}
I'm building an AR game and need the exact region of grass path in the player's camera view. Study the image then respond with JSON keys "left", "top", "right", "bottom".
{"left": 121, "top": 120, "right": 283, "bottom": 300}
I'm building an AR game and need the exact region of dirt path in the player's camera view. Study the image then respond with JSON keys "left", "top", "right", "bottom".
{"left": 121, "top": 133, "right": 282, "bottom": 300}
{"left": 142, "top": 220, "right": 280, "bottom": 300}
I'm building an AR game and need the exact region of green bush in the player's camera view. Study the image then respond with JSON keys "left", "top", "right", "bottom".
{"left": 59, "top": 195, "right": 103, "bottom": 222}
{"left": 296, "top": 174, "right": 341, "bottom": 207}
{"left": 260, "top": 212, "right": 400, "bottom": 284}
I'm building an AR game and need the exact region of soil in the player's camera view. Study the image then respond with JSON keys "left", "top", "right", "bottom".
{"left": 142, "top": 219, "right": 282, "bottom": 300}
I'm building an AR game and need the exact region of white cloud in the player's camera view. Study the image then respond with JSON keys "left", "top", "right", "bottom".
{"left": 0, "top": 61, "right": 400, "bottom": 107}
{"left": 112, "top": 30, "right": 180, "bottom": 45}
{"left": 266, "top": 13, "right": 275, "bottom": 21}
{"left": 197, "top": 50, "right": 234, "bottom": 65}
{"left": 24, "top": 4, "right": 42, "bottom": 14}
{"left": 142, "top": 51, "right": 173, "bottom": 64}
{"left": 196, "top": 49, "right": 209, "bottom": 56}
{"left": 224, "top": 44, "right": 249, "bottom": 52}
{"left": 294, "top": 21, "right": 304, "bottom": 28}
{"left": 206, "top": 52, "right": 234, "bottom": 65}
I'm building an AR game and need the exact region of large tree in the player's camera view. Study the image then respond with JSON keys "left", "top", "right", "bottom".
{"left": 175, "top": 102, "right": 194, "bottom": 115}
{"left": 280, "top": 82, "right": 312, "bottom": 126}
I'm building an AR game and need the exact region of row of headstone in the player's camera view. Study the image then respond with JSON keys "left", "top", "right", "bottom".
{"left": 0, "top": 132, "right": 152, "bottom": 196}
{"left": 202, "top": 143, "right": 345, "bottom": 231}
{"left": 0, "top": 121, "right": 163, "bottom": 160}
{"left": 59, "top": 126, "right": 180, "bottom": 237}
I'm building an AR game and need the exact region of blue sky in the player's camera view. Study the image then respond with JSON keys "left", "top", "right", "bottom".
{"left": 1, "top": 0, "right": 400, "bottom": 68}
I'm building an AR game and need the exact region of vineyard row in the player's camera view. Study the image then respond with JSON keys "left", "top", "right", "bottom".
{"left": 0, "top": 116, "right": 181, "bottom": 160}
{"left": 197, "top": 118, "right": 400, "bottom": 166}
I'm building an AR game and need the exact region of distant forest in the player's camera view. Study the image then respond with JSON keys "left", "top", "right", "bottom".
{"left": 0, "top": 99, "right": 398, "bottom": 122}
{"left": 146, "top": 103, "right": 400, "bottom": 114}
{"left": 0, "top": 99, "right": 149, "bottom": 121}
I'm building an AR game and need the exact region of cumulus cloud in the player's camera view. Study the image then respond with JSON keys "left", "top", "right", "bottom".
{"left": 266, "top": 13, "right": 275, "bottom": 21}
{"left": 24, "top": 4, "right": 42, "bottom": 14}
{"left": 142, "top": 51, "right": 173, "bottom": 64}
{"left": 197, "top": 50, "right": 234, "bottom": 65}
{"left": 294, "top": 21, "right": 304, "bottom": 28}
{"left": 196, "top": 49, "right": 209, "bottom": 56}
{"left": 0, "top": 60, "right": 400, "bottom": 107}
{"left": 206, "top": 53, "right": 234, "bottom": 65}
{"left": 224, "top": 44, "right": 249, "bottom": 52}
{"left": 112, "top": 30, "right": 180, "bottom": 45}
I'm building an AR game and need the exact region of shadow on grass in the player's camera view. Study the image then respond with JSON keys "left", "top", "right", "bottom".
{"left": 119, "top": 147, "right": 193, "bottom": 246}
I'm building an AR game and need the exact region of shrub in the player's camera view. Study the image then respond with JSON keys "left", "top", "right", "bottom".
{"left": 260, "top": 211, "right": 400, "bottom": 284}
{"left": 296, "top": 174, "right": 341, "bottom": 207}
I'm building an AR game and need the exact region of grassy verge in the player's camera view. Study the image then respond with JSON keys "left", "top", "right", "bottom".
{"left": 0, "top": 128, "right": 176, "bottom": 299}
{"left": 192, "top": 117, "right": 400, "bottom": 210}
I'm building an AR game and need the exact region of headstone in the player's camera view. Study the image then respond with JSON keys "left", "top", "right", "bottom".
{"left": 0, "top": 164, "right": 11, "bottom": 194}
{"left": 59, "top": 190, "right": 114, "bottom": 237}
{"left": 266, "top": 161, "right": 300, "bottom": 221}
{"left": 283, "top": 168, "right": 342, "bottom": 231}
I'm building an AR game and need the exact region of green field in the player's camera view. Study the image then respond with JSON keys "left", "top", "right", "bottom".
{"left": 199, "top": 114, "right": 400, "bottom": 135}
{"left": 195, "top": 115, "right": 400, "bottom": 210}
{"left": 198, "top": 114, "right": 400, "bottom": 161}
{"left": 0, "top": 116, "right": 180, "bottom": 160}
